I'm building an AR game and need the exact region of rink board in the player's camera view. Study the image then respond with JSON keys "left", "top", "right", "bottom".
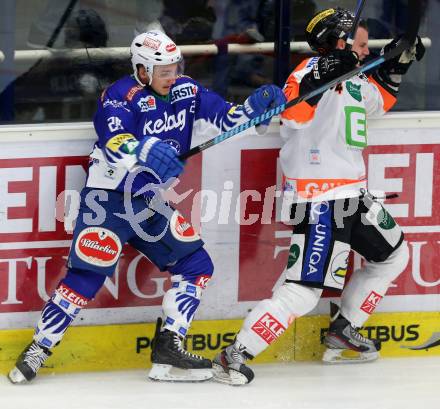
{"left": 1, "top": 115, "right": 440, "bottom": 331}
{"left": 1, "top": 311, "right": 440, "bottom": 376}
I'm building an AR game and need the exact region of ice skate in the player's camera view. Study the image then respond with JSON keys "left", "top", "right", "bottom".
{"left": 213, "top": 343, "right": 254, "bottom": 386}
{"left": 322, "top": 302, "right": 381, "bottom": 364}
{"left": 148, "top": 318, "right": 212, "bottom": 382}
{"left": 8, "top": 341, "right": 52, "bottom": 384}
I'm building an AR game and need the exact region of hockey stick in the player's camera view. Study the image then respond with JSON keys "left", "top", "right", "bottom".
{"left": 346, "top": 0, "right": 367, "bottom": 50}
{"left": 179, "top": 0, "right": 421, "bottom": 161}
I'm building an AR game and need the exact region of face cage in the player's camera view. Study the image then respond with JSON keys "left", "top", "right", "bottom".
{"left": 311, "top": 10, "right": 355, "bottom": 54}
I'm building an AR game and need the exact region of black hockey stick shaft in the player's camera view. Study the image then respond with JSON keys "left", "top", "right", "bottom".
{"left": 179, "top": 0, "right": 421, "bottom": 161}
{"left": 346, "top": 0, "right": 367, "bottom": 50}
{"left": 47, "top": 0, "right": 78, "bottom": 48}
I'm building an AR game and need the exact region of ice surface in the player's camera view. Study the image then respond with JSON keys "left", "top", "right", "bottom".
{"left": 1, "top": 357, "right": 439, "bottom": 409}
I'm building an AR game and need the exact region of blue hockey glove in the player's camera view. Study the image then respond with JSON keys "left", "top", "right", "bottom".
{"left": 244, "top": 84, "right": 286, "bottom": 126}
{"left": 136, "top": 137, "right": 184, "bottom": 182}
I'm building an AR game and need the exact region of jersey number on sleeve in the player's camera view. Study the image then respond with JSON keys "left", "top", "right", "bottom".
{"left": 107, "top": 116, "right": 123, "bottom": 133}
{"left": 344, "top": 106, "right": 367, "bottom": 148}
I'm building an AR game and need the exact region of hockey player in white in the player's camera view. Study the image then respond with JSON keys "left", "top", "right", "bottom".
{"left": 213, "top": 7, "right": 425, "bottom": 385}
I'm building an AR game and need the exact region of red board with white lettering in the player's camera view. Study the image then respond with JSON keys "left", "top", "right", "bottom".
{"left": 0, "top": 155, "right": 202, "bottom": 313}
{"left": 1, "top": 134, "right": 439, "bottom": 320}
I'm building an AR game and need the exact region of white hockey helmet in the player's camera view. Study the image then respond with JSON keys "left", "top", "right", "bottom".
{"left": 130, "top": 30, "right": 182, "bottom": 86}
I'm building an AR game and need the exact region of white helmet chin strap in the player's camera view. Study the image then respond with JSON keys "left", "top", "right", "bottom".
{"left": 134, "top": 64, "right": 154, "bottom": 87}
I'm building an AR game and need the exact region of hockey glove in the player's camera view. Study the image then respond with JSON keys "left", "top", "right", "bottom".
{"left": 373, "top": 36, "right": 425, "bottom": 96}
{"left": 300, "top": 50, "right": 359, "bottom": 105}
{"left": 381, "top": 36, "right": 425, "bottom": 75}
{"left": 244, "top": 84, "right": 286, "bottom": 126}
{"left": 136, "top": 137, "right": 184, "bottom": 183}
{"left": 309, "top": 50, "right": 359, "bottom": 84}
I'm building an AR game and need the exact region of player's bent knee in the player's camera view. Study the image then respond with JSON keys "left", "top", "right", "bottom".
{"left": 273, "top": 282, "right": 322, "bottom": 317}
{"left": 170, "top": 247, "right": 214, "bottom": 287}
{"left": 62, "top": 268, "right": 107, "bottom": 299}
{"left": 384, "top": 240, "right": 409, "bottom": 278}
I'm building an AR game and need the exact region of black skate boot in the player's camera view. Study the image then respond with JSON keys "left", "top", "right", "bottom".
{"left": 322, "top": 302, "right": 381, "bottom": 364}
{"left": 8, "top": 341, "right": 52, "bottom": 384}
{"left": 213, "top": 342, "right": 254, "bottom": 385}
{"left": 148, "top": 318, "right": 212, "bottom": 382}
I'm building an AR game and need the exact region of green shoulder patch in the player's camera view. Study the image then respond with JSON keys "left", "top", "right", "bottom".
{"left": 346, "top": 81, "right": 362, "bottom": 102}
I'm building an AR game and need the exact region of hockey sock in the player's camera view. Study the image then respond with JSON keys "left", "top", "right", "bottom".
{"left": 341, "top": 242, "right": 409, "bottom": 327}
{"left": 236, "top": 283, "right": 322, "bottom": 357}
{"left": 33, "top": 269, "right": 106, "bottom": 348}
{"left": 164, "top": 248, "right": 214, "bottom": 336}
{"left": 162, "top": 275, "right": 203, "bottom": 336}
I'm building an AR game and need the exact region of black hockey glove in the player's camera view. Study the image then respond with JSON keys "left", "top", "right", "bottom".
{"left": 309, "top": 50, "right": 359, "bottom": 84}
{"left": 300, "top": 49, "right": 359, "bottom": 105}
{"left": 381, "top": 36, "right": 425, "bottom": 75}
{"left": 373, "top": 36, "right": 425, "bottom": 96}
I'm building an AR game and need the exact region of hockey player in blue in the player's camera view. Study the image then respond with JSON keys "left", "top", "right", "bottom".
{"left": 8, "top": 30, "right": 286, "bottom": 384}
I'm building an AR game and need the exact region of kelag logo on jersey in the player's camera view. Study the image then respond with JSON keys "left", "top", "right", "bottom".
{"left": 143, "top": 109, "right": 186, "bottom": 134}
{"left": 171, "top": 83, "right": 198, "bottom": 103}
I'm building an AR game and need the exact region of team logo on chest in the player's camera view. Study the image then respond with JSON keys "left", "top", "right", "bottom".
{"left": 138, "top": 95, "right": 157, "bottom": 112}
{"left": 143, "top": 109, "right": 186, "bottom": 135}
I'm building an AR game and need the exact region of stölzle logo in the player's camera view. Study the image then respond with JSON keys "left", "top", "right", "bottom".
{"left": 75, "top": 227, "right": 122, "bottom": 267}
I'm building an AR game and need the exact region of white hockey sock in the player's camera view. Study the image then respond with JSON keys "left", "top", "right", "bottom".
{"left": 341, "top": 242, "right": 409, "bottom": 327}
{"left": 236, "top": 283, "right": 322, "bottom": 357}
{"left": 162, "top": 275, "right": 204, "bottom": 337}
{"left": 34, "top": 283, "right": 89, "bottom": 348}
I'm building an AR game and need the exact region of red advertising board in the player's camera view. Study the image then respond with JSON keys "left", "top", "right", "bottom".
{"left": 0, "top": 155, "right": 202, "bottom": 312}
{"left": 1, "top": 139, "right": 439, "bottom": 316}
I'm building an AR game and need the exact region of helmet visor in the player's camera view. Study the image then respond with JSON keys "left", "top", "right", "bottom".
{"left": 153, "top": 62, "right": 184, "bottom": 79}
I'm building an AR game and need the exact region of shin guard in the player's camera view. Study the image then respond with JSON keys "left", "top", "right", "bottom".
{"left": 34, "top": 283, "right": 89, "bottom": 348}
{"left": 236, "top": 283, "right": 322, "bottom": 357}
{"left": 341, "top": 241, "right": 409, "bottom": 327}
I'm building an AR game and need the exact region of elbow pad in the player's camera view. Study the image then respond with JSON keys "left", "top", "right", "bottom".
{"left": 372, "top": 68, "right": 401, "bottom": 97}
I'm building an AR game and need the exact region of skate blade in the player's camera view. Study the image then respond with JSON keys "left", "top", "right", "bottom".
{"left": 8, "top": 367, "right": 28, "bottom": 384}
{"left": 322, "top": 348, "right": 379, "bottom": 364}
{"left": 148, "top": 364, "right": 213, "bottom": 382}
{"left": 212, "top": 363, "right": 249, "bottom": 386}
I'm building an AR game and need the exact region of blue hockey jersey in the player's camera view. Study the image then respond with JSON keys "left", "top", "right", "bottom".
{"left": 86, "top": 75, "right": 251, "bottom": 194}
